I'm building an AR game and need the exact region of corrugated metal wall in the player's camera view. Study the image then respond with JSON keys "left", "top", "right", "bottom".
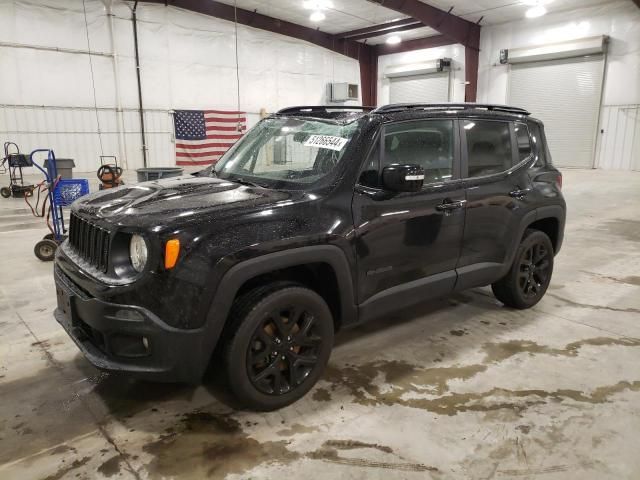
{"left": 0, "top": 0, "right": 361, "bottom": 174}
{"left": 0, "top": 105, "right": 174, "bottom": 170}
{"left": 596, "top": 105, "right": 640, "bottom": 171}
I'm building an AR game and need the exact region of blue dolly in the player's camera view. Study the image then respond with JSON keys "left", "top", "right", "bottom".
{"left": 29, "top": 149, "right": 90, "bottom": 261}
{"left": 30, "top": 149, "right": 67, "bottom": 261}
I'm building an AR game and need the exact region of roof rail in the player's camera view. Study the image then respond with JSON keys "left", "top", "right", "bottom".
{"left": 373, "top": 103, "right": 530, "bottom": 116}
{"left": 276, "top": 105, "right": 375, "bottom": 115}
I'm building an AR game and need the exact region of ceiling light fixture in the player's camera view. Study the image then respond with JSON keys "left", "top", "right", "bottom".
{"left": 386, "top": 35, "right": 402, "bottom": 45}
{"left": 303, "top": 0, "right": 333, "bottom": 10}
{"left": 526, "top": 5, "right": 547, "bottom": 18}
{"left": 310, "top": 11, "right": 326, "bottom": 22}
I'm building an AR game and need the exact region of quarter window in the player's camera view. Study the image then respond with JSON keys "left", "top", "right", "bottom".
{"left": 464, "top": 120, "right": 512, "bottom": 177}
{"left": 383, "top": 120, "right": 454, "bottom": 184}
{"left": 515, "top": 123, "right": 532, "bottom": 163}
{"left": 528, "top": 122, "right": 547, "bottom": 167}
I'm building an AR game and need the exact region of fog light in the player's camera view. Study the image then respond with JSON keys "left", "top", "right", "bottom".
{"left": 110, "top": 333, "right": 150, "bottom": 358}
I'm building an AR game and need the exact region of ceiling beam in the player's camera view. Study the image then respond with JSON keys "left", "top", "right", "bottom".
{"left": 337, "top": 18, "right": 422, "bottom": 40}
{"left": 142, "top": 0, "right": 367, "bottom": 61}
{"left": 347, "top": 21, "right": 425, "bottom": 42}
{"left": 365, "top": 0, "right": 480, "bottom": 49}
{"left": 366, "top": 0, "right": 480, "bottom": 102}
{"left": 375, "top": 34, "right": 453, "bottom": 55}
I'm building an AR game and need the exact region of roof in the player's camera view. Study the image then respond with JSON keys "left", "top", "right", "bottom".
{"left": 274, "top": 104, "right": 531, "bottom": 122}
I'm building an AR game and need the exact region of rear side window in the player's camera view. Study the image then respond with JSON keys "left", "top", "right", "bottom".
{"left": 464, "top": 120, "right": 512, "bottom": 177}
{"left": 514, "top": 123, "right": 532, "bottom": 162}
{"left": 384, "top": 120, "right": 454, "bottom": 184}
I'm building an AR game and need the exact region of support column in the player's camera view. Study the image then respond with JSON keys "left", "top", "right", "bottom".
{"left": 359, "top": 45, "right": 378, "bottom": 107}
{"left": 465, "top": 46, "right": 479, "bottom": 102}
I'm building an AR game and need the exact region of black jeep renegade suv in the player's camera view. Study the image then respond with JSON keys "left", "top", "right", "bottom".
{"left": 54, "top": 103, "right": 565, "bottom": 410}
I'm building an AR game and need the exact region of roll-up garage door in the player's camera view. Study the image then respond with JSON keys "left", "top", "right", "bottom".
{"left": 508, "top": 56, "right": 604, "bottom": 168}
{"left": 389, "top": 72, "right": 450, "bottom": 104}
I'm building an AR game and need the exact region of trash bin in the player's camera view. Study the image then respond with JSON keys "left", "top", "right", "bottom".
{"left": 44, "top": 158, "right": 75, "bottom": 179}
{"left": 136, "top": 167, "right": 184, "bottom": 183}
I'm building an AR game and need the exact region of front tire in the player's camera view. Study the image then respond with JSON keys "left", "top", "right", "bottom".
{"left": 492, "top": 229, "right": 554, "bottom": 309}
{"left": 224, "top": 283, "right": 334, "bottom": 411}
{"left": 0, "top": 187, "right": 10, "bottom": 198}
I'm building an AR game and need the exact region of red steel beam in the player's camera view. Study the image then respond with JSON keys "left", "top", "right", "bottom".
{"left": 347, "top": 21, "right": 425, "bottom": 42}
{"left": 366, "top": 0, "right": 480, "bottom": 101}
{"left": 142, "top": 0, "right": 366, "bottom": 61}
{"left": 375, "top": 34, "right": 453, "bottom": 56}
{"left": 359, "top": 47, "right": 378, "bottom": 106}
{"left": 338, "top": 18, "right": 422, "bottom": 40}
{"left": 365, "top": 0, "right": 480, "bottom": 49}
{"left": 465, "top": 47, "right": 479, "bottom": 102}
{"left": 141, "top": 0, "right": 379, "bottom": 106}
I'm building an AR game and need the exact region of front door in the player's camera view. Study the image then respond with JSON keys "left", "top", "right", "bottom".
{"left": 352, "top": 118, "right": 466, "bottom": 316}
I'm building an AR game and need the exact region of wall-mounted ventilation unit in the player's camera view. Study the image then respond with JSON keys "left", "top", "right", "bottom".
{"left": 329, "top": 83, "right": 359, "bottom": 102}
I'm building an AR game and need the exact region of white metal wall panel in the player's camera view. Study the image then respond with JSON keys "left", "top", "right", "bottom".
{"left": 0, "top": 105, "right": 175, "bottom": 171}
{"left": 0, "top": 0, "right": 362, "bottom": 172}
{"left": 389, "top": 72, "right": 450, "bottom": 104}
{"left": 508, "top": 56, "right": 604, "bottom": 168}
{"left": 596, "top": 105, "right": 640, "bottom": 171}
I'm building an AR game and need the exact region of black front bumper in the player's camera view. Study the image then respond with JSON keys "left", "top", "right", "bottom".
{"left": 54, "top": 265, "right": 209, "bottom": 383}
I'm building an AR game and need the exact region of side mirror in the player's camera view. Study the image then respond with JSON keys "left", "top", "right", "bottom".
{"left": 382, "top": 164, "right": 424, "bottom": 192}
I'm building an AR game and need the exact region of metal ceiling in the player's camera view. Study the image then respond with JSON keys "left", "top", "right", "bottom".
{"left": 213, "top": 0, "right": 618, "bottom": 42}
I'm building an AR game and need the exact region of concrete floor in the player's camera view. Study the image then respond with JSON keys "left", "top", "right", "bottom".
{"left": 0, "top": 169, "right": 639, "bottom": 480}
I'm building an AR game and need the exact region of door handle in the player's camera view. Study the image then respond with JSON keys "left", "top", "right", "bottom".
{"left": 509, "top": 188, "right": 531, "bottom": 199}
{"left": 436, "top": 199, "right": 467, "bottom": 212}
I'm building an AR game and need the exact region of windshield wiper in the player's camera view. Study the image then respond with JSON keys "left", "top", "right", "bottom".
{"left": 233, "top": 177, "right": 267, "bottom": 189}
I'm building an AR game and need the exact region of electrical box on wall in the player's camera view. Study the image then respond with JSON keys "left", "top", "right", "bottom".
{"left": 329, "top": 83, "right": 359, "bottom": 102}
{"left": 437, "top": 58, "right": 452, "bottom": 71}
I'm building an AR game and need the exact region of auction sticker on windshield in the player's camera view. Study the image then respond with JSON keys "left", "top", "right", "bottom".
{"left": 304, "top": 135, "right": 349, "bottom": 151}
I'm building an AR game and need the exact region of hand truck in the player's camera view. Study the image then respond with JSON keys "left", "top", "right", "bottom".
{"left": 1, "top": 142, "right": 35, "bottom": 198}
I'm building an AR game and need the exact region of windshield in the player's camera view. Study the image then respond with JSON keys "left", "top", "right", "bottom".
{"left": 212, "top": 117, "right": 363, "bottom": 188}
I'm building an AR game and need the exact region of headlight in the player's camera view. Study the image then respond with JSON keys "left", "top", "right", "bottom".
{"left": 129, "top": 235, "right": 148, "bottom": 272}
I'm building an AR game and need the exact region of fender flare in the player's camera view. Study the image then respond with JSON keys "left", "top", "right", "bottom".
{"left": 501, "top": 205, "right": 565, "bottom": 277}
{"left": 536, "top": 205, "right": 566, "bottom": 254}
{"left": 197, "top": 245, "right": 356, "bottom": 376}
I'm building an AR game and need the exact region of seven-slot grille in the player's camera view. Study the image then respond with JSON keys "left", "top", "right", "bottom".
{"left": 69, "top": 212, "right": 110, "bottom": 272}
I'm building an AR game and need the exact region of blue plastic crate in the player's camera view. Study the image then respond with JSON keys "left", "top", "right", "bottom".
{"left": 53, "top": 178, "right": 90, "bottom": 206}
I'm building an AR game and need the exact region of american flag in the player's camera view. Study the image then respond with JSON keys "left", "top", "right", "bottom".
{"left": 173, "top": 109, "right": 247, "bottom": 166}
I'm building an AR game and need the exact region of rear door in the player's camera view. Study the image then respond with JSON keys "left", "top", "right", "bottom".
{"left": 352, "top": 118, "right": 466, "bottom": 311}
{"left": 456, "top": 118, "right": 536, "bottom": 290}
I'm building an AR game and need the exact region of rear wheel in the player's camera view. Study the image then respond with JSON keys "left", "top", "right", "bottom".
{"left": 224, "top": 283, "right": 334, "bottom": 411}
{"left": 0, "top": 187, "right": 10, "bottom": 198}
{"left": 34, "top": 239, "right": 58, "bottom": 262}
{"left": 492, "top": 229, "right": 554, "bottom": 309}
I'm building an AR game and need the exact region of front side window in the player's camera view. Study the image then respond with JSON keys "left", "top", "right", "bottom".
{"left": 383, "top": 120, "right": 454, "bottom": 184}
{"left": 515, "top": 123, "right": 532, "bottom": 163}
{"left": 213, "top": 117, "right": 364, "bottom": 188}
{"left": 464, "top": 120, "right": 512, "bottom": 177}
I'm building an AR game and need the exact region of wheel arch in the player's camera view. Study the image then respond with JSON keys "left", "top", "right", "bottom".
{"left": 198, "top": 245, "right": 356, "bottom": 377}
{"left": 531, "top": 205, "right": 565, "bottom": 254}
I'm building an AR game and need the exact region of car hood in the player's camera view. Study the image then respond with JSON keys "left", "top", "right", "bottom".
{"left": 72, "top": 175, "right": 298, "bottom": 228}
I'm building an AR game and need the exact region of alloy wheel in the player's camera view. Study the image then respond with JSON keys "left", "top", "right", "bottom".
{"left": 247, "top": 306, "right": 323, "bottom": 395}
{"left": 518, "top": 242, "right": 551, "bottom": 298}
